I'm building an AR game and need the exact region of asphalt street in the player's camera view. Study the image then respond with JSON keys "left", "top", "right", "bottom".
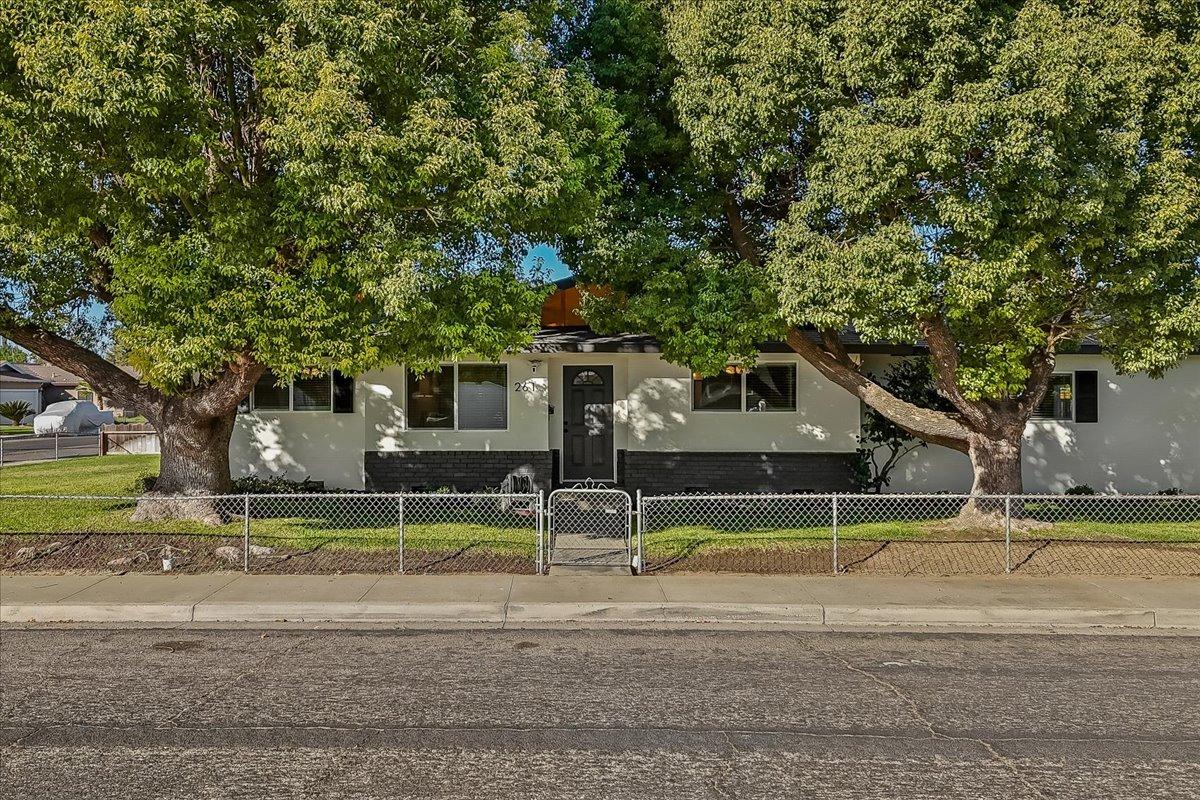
{"left": 1, "top": 627, "right": 1198, "bottom": 799}
{"left": 0, "top": 434, "right": 99, "bottom": 466}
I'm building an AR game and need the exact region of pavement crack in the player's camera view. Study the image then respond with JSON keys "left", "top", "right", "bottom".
{"left": 3, "top": 628, "right": 126, "bottom": 749}
{"left": 706, "top": 729, "right": 742, "bottom": 800}
{"left": 814, "top": 644, "right": 1050, "bottom": 800}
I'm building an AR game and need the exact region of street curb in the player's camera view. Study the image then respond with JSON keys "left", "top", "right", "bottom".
{"left": 504, "top": 602, "right": 825, "bottom": 625}
{"left": 190, "top": 601, "right": 507, "bottom": 624}
{"left": 3, "top": 601, "right": 1195, "bottom": 630}
{"left": 822, "top": 605, "right": 1157, "bottom": 628}
{"left": 1153, "top": 609, "right": 1200, "bottom": 629}
{"left": 2, "top": 603, "right": 194, "bottom": 623}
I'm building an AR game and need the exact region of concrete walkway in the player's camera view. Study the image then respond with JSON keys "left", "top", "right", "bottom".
{"left": 1, "top": 573, "right": 1197, "bottom": 630}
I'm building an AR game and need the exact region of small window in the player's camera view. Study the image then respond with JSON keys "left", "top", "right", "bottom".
{"left": 1033, "top": 374, "right": 1073, "bottom": 420}
{"left": 1074, "top": 370, "right": 1098, "bottom": 423}
{"left": 572, "top": 369, "right": 605, "bottom": 386}
{"left": 293, "top": 373, "right": 332, "bottom": 411}
{"left": 693, "top": 371, "right": 742, "bottom": 411}
{"left": 407, "top": 366, "right": 455, "bottom": 428}
{"left": 252, "top": 370, "right": 289, "bottom": 411}
{"left": 332, "top": 370, "right": 354, "bottom": 414}
{"left": 746, "top": 364, "right": 797, "bottom": 412}
{"left": 458, "top": 364, "right": 507, "bottom": 430}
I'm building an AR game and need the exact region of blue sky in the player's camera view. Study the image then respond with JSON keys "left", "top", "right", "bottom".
{"left": 524, "top": 244, "right": 571, "bottom": 280}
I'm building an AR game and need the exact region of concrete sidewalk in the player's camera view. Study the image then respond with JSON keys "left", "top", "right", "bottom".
{"left": 1, "top": 573, "right": 1198, "bottom": 630}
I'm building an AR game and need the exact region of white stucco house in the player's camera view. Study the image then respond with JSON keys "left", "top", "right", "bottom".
{"left": 230, "top": 280, "right": 1200, "bottom": 495}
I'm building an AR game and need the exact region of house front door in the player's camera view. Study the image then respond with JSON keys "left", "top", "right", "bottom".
{"left": 562, "top": 365, "right": 615, "bottom": 482}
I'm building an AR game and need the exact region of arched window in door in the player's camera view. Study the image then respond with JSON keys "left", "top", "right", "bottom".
{"left": 571, "top": 369, "right": 605, "bottom": 386}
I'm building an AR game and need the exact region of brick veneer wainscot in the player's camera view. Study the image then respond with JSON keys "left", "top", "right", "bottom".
{"left": 620, "top": 451, "right": 856, "bottom": 495}
{"left": 365, "top": 451, "right": 553, "bottom": 492}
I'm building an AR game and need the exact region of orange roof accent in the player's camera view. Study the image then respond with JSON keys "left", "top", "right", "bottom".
{"left": 540, "top": 285, "right": 587, "bottom": 327}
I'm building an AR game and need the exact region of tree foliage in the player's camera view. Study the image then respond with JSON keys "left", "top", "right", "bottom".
{"left": 1, "top": 0, "right": 623, "bottom": 387}
{"left": 0, "top": 339, "right": 34, "bottom": 362}
{"left": 568, "top": 0, "right": 1200, "bottom": 494}
{"left": 564, "top": 0, "right": 781, "bottom": 375}
{"left": 0, "top": 0, "right": 621, "bottom": 499}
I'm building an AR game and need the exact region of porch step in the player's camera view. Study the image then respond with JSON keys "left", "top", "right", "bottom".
{"left": 549, "top": 530, "right": 629, "bottom": 569}
{"left": 549, "top": 564, "right": 633, "bottom": 576}
{"left": 549, "top": 547, "right": 630, "bottom": 566}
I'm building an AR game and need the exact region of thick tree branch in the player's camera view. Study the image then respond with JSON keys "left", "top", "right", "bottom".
{"left": 0, "top": 312, "right": 153, "bottom": 412}
{"left": 820, "top": 327, "right": 852, "bottom": 366}
{"left": 918, "top": 315, "right": 995, "bottom": 431}
{"left": 722, "top": 191, "right": 762, "bottom": 267}
{"left": 1016, "top": 347, "right": 1057, "bottom": 419}
{"left": 190, "top": 353, "right": 264, "bottom": 417}
{"left": 785, "top": 328, "right": 971, "bottom": 452}
{"left": 86, "top": 224, "right": 116, "bottom": 304}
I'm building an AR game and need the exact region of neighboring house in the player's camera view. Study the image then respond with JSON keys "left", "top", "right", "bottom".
{"left": 0, "top": 361, "right": 138, "bottom": 421}
{"left": 230, "top": 279, "right": 1200, "bottom": 495}
{"left": 0, "top": 368, "right": 45, "bottom": 423}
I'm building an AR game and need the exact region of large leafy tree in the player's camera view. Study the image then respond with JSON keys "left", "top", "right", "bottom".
{"left": 569, "top": 0, "right": 1200, "bottom": 501}
{"left": 1, "top": 0, "right": 621, "bottom": 504}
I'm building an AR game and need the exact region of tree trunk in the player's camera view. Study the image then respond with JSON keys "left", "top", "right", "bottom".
{"left": 154, "top": 406, "right": 237, "bottom": 495}
{"left": 131, "top": 405, "right": 239, "bottom": 525}
{"left": 953, "top": 426, "right": 1025, "bottom": 526}
{"left": 966, "top": 430, "right": 1024, "bottom": 496}
{"left": 782, "top": 327, "right": 1057, "bottom": 514}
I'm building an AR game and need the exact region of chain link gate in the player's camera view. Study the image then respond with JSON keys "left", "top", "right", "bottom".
{"left": 547, "top": 487, "right": 633, "bottom": 571}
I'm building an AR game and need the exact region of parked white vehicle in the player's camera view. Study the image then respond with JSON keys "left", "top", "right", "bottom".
{"left": 33, "top": 400, "right": 114, "bottom": 434}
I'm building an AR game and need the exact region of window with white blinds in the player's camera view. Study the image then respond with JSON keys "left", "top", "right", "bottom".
{"left": 457, "top": 364, "right": 507, "bottom": 430}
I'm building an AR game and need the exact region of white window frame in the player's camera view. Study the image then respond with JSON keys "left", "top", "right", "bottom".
{"left": 1031, "top": 373, "right": 1075, "bottom": 422}
{"left": 691, "top": 361, "right": 799, "bottom": 413}
{"left": 404, "top": 362, "right": 510, "bottom": 431}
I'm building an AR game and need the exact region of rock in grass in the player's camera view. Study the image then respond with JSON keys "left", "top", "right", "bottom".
{"left": 248, "top": 544, "right": 274, "bottom": 557}
{"left": 107, "top": 556, "right": 135, "bottom": 567}
{"left": 214, "top": 546, "right": 241, "bottom": 564}
{"left": 15, "top": 547, "right": 36, "bottom": 559}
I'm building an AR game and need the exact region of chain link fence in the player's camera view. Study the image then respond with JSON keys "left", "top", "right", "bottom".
{"left": 3, "top": 490, "right": 1198, "bottom": 577}
{"left": 0, "top": 491, "right": 543, "bottom": 575}
{"left": 637, "top": 492, "right": 1200, "bottom": 576}
{"left": 1009, "top": 494, "right": 1200, "bottom": 576}
{"left": 0, "top": 432, "right": 101, "bottom": 466}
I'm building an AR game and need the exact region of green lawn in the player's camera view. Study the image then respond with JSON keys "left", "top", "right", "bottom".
{"left": 0, "top": 453, "right": 158, "bottom": 495}
{"left": 1, "top": 425, "right": 34, "bottom": 435}
{"left": 0, "top": 455, "right": 536, "bottom": 555}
